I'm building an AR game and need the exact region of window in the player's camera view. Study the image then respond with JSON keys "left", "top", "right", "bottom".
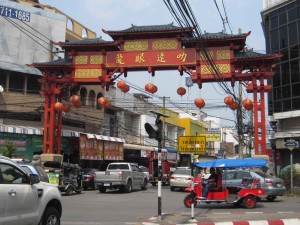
{"left": 270, "top": 16, "right": 278, "bottom": 30}
{"left": 283, "top": 99, "right": 292, "bottom": 111}
{"left": 291, "top": 60, "right": 300, "bottom": 83}
{"left": 0, "top": 163, "right": 28, "bottom": 184}
{"left": 280, "top": 26, "right": 288, "bottom": 49}
{"left": 223, "top": 171, "right": 235, "bottom": 180}
{"left": 271, "top": 30, "right": 279, "bottom": 52}
{"left": 236, "top": 171, "right": 251, "bottom": 179}
{"left": 288, "top": 7, "right": 297, "bottom": 22}
{"left": 281, "top": 63, "right": 290, "bottom": 85}
{"left": 290, "top": 45, "right": 299, "bottom": 59}
{"left": 289, "top": 22, "right": 298, "bottom": 46}
{"left": 274, "top": 101, "right": 282, "bottom": 113}
{"left": 279, "top": 12, "right": 287, "bottom": 26}
{"left": 292, "top": 97, "right": 300, "bottom": 109}
{"left": 292, "top": 83, "right": 300, "bottom": 96}
{"left": 282, "top": 85, "right": 291, "bottom": 98}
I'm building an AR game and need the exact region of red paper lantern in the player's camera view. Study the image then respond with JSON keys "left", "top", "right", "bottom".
{"left": 117, "top": 81, "right": 127, "bottom": 90}
{"left": 54, "top": 102, "right": 63, "bottom": 111}
{"left": 97, "top": 97, "right": 107, "bottom": 106}
{"left": 73, "top": 100, "right": 82, "bottom": 108}
{"left": 62, "top": 104, "right": 70, "bottom": 113}
{"left": 103, "top": 100, "right": 111, "bottom": 108}
{"left": 242, "top": 98, "right": 253, "bottom": 109}
{"left": 121, "top": 85, "right": 130, "bottom": 93}
{"left": 224, "top": 96, "right": 234, "bottom": 106}
{"left": 145, "top": 83, "right": 155, "bottom": 93}
{"left": 229, "top": 101, "right": 239, "bottom": 110}
{"left": 152, "top": 85, "right": 158, "bottom": 94}
{"left": 70, "top": 95, "right": 80, "bottom": 104}
{"left": 177, "top": 87, "right": 186, "bottom": 96}
{"left": 244, "top": 103, "right": 254, "bottom": 111}
{"left": 194, "top": 98, "right": 205, "bottom": 109}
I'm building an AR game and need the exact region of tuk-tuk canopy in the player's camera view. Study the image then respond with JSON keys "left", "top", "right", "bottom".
{"left": 194, "top": 158, "right": 267, "bottom": 169}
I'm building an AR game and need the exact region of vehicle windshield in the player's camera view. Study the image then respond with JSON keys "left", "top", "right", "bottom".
{"left": 108, "top": 164, "right": 129, "bottom": 170}
{"left": 254, "top": 171, "right": 274, "bottom": 178}
{"left": 174, "top": 169, "right": 191, "bottom": 175}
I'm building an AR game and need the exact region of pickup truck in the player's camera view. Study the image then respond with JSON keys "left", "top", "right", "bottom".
{"left": 94, "top": 162, "right": 148, "bottom": 193}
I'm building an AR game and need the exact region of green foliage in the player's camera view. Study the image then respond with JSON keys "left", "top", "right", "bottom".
{"left": 2, "top": 141, "right": 17, "bottom": 158}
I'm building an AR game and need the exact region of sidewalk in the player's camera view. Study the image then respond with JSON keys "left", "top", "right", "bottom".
{"left": 142, "top": 216, "right": 300, "bottom": 225}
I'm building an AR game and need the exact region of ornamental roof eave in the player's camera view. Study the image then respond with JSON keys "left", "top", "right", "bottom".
{"left": 56, "top": 37, "right": 115, "bottom": 46}
{"left": 28, "top": 58, "right": 73, "bottom": 68}
{"left": 182, "top": 31, "right": 250, "bottom": 49}
{"left": 234, "top": 51, "right": 282, "bottom": 60}
{"left": 102, "top": 23, "right": 194, "bottom": 40}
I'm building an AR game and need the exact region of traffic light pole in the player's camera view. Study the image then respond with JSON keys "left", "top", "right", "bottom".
{"left": 157, "top": 136, "right": 162, "bottom": 221}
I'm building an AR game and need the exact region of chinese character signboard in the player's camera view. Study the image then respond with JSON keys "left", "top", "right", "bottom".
{"left": 178, "top": 136, "right": 206, "bottom": 154}
{"left": 106, "top": 49, "right": 196, "bottom": 68}
{"left": 205, "top": 134, "right": 221, "bottom": 142}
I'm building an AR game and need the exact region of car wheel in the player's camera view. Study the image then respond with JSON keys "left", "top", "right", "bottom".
{"left": 266, "top": 195, "right": 276, "bottom": 201}
{"left": 123, "top": 179, "right": 132, "bottom": 193}
{"left": 243, "top": 195, "right": 256, "bottom": 209}
{"left": 141, "top": 178, "right": 148, "bottom": 190}
{"left": 170, "top": 186, "right": 175, "bottom": 191}
{"left": 99, "top": 187, "right": 106, "bottom": 193}
{"left": 41, "top": 206, "right": 60, "bottom": 225}
{"left": 65, "top": 186, "right": 73, "bottom": 196}
{"left": 184, "top": 194, "right": 197, "bottom": 208}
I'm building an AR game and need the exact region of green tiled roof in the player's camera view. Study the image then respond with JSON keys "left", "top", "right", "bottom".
{"left": 59, "top": 37, "right": 114, "bottom": 45}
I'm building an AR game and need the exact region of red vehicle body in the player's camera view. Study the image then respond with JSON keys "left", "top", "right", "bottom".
{"left": 184, "top": 176, "right": 264, "bottom": 209}
{"left": 148, "top": 159, "right": 176, "bottom": 186}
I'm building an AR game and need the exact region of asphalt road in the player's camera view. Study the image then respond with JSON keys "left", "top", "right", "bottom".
{"left": 61, "top": 185, "right": 300, "bottom": 225}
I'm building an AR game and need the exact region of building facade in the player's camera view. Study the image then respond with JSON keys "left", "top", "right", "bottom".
{"left": 261, "top": 0, "right": 300, "bottom": 168}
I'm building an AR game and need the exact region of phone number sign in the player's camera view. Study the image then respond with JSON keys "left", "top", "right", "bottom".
{"left": 178, "top": 136, "right": 206, "bottom": 154}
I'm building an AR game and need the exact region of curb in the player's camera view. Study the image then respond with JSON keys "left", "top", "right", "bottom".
{"left": 142, "top": 218, "right": 300, "bottom": 225}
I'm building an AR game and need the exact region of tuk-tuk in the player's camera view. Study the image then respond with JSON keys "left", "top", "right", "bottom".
{"left": 41, "top": 154, "right": 83, "bottom": 195}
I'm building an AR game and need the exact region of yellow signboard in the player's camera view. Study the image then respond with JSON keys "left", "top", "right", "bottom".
{"left": 178, "top": 136, "right": 206, "bottom": 154}
{"left": 205, "top": 134, "right": 221, "bottom": 142}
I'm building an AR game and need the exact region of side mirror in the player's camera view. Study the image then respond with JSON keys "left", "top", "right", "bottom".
{"left": 29, "top": 174, "right": 40, "bottom": 184}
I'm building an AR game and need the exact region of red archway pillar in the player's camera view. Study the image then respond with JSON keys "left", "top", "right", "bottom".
{"left": 41, "top": 78, "right": 62, "bottom": 154}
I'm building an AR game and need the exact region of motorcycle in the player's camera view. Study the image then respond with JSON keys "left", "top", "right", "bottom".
{"left": 184, "top": 158, "right": 266, "bottom": 209}
{"left": 44, "top": 161, "right": 84, "bottom": 196}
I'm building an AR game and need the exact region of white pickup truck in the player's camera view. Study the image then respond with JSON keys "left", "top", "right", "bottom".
{"left": 0, "top": 156, "right": 62, "bottom": 225}
{"left": 94, "top": 162, "right": 148, "bottom": 193}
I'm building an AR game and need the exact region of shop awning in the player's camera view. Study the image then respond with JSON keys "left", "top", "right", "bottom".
{"left": 166, "top": 147, "right": 178, "bottom": 153}
{"left": 0, "top": 124, "right": 43, "bottom": 135}
{"left": 123, "top": 143, "right": 154, "bottom": 151}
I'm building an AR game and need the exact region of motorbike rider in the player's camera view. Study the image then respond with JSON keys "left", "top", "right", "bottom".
{"left": 201, "top": 167, "right": 218, "bottom": 199}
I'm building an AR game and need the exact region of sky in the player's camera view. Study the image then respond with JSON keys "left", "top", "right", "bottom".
{"left": 39, "top": 0, "right": 266, "bottom": 126}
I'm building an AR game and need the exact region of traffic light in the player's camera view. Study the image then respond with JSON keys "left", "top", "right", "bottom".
{"left": 144, "top": 119, "right": 162, "bottom": 141}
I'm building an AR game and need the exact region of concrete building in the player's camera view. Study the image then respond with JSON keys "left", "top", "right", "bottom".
{"left": 261, "top": 0, "right": 300, "bottom": 168}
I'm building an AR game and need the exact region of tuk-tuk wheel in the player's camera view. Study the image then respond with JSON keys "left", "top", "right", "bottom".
{"left": 65, "top": 186, "right": 73, "bottom": 196}
{"left": 243, "top": 196, "right": 256, "bottom": 209}
{"left": 184, "top": 194, "right": 197, "bottom": 208}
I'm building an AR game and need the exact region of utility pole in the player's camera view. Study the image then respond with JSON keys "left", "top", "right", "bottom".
{"left": 238, "top": 81, "right": 243, "bottom": 159}
{"left": 160, "top": 96, "right": 170, "bottom": 148}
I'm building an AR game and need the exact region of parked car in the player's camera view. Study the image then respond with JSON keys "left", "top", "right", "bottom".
{"left": 138, "top": 165, "right": 150, "bottom": 182}
{"left": 82, "top": 168, "right": 99, "bottom": 190}
{"left": 170, "top": 168, "right": 192, "bottom": 191}
{"left": 0, "top": 156, "right": 62, "bottom": 225}
{"left": 17, "top": 161, "right": 50, "bottom": 183}
{"left": 222, "top": 169, "right": 286, "bottom": 201}
{"left": 94, "top": 162, "right": 148, "bottom": 193}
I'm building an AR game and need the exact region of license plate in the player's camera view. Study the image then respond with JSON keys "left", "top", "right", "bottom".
{"left": 104, "top": 183, "right": 110, "bottom": 187}
{"left": 176, "top": 178, "right": 184, "bottom": 182}
{"left": 277, "top": 183, "right": 282, "bottom": 187}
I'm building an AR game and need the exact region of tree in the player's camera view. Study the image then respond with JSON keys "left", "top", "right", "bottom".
{"left": 2, "top": 141, "right": 17, "bottom": 158}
